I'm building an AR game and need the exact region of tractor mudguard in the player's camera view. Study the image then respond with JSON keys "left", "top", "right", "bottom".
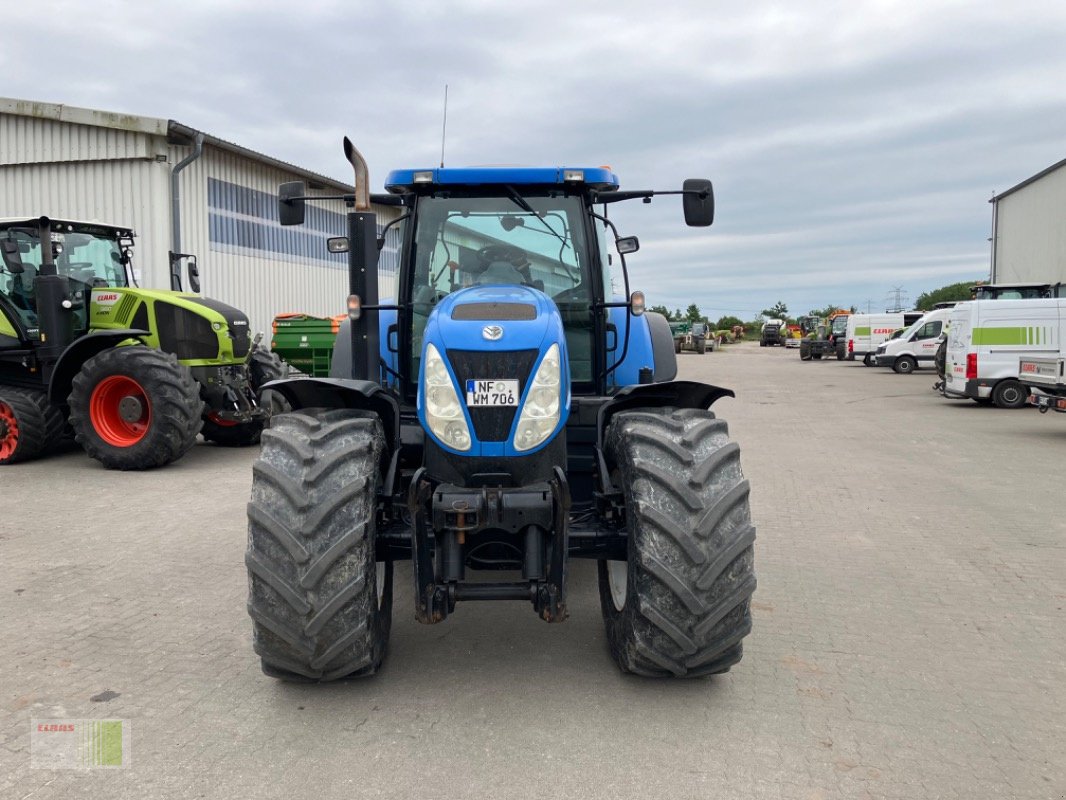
{"left": 596, "top": 379, "right": 734, "bottom": 451}
{"left": 262, "top": 376, "right": 400, "bottom": 452}
{"left": 47, "top": 329, "right": 150, "bottom": 404}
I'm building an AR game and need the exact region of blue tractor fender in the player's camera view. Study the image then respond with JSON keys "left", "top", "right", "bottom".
{"left": 606, "top": 308, "right": 677, "bottom": 387}
{"left": 261, "top": 376, "right": 400, "bottom": 453}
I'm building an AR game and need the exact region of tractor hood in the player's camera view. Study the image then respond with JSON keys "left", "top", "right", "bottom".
{"left": 89, "top": 287, "right": 251, "bottom": 362}
{"left": 428, "top": 285, "right": 564, "bottom": 353}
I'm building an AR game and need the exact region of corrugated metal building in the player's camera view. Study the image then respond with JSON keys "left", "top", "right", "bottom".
{"left": 0, "top": 97, "right": 402, "bottom": 336}
{"left": 990, "top": 157, "right": 1066, "bottom": 285}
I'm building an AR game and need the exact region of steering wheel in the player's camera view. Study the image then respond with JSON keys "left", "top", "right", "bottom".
{"left": 476, "top": 244, "right": 527, "bottom": 269}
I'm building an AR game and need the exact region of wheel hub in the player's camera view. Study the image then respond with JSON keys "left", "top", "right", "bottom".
{"left": 118, "top": 395, "right": 145, "bottom": 423}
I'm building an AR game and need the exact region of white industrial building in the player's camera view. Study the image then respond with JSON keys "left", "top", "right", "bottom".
{"left": 990, "top": 157, "right": 1066, "bottom": 286}
{"left": 0, "top": 97, "right": 402, "bottom": 336}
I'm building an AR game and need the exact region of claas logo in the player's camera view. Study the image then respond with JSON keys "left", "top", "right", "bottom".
{"left": 95, "top": 293, "right": 120, "bottom": 302}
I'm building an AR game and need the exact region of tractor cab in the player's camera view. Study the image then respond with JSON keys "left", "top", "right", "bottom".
{"left": 0, "top": 219, "right": 133, "bottom": 340}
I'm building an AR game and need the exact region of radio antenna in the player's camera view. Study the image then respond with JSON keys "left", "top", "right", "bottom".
{"left": 440, "top": 84, "right": 448, "bottom": 168}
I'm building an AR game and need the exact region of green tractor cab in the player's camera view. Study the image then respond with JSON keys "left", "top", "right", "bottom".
{"left": 0, "top": 217, "right": 282, "bottom": 468}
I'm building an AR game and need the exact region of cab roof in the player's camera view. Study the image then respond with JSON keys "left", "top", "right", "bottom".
{"left": 384, "top": 166, "right": 619, "bottom": 194}
{"left": 0, "top": 217, "right": 132, "bottom": 235}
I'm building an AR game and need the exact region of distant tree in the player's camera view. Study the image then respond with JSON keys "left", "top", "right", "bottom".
{"left": 915, "top": 280, "right": 983, "bottom": 310}
{"left": 672, "top": 308, "right": 683, "bottom": 321}
{"left": 684, "top": 303, "right": 704, "bottom": 323}
{"left": 648, "top": 304, "right": 672, "bottom": 319}
{"left": 761, "top": 301, "right": 788, "bottom": 319}
{"left": 716, "top": 315, "right": 744, "bottom": 329}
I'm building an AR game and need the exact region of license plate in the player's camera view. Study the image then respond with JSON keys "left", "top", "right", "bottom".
{"left": 466, "top": 379, "right": 519, "bottom": 407}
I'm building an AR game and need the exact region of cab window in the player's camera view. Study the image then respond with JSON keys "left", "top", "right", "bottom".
{"left": 913, "top": 320, "right": 942, "bottom": 340}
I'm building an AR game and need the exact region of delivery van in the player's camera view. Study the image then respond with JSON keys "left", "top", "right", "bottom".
{"left": 943, "top": 298, "right": 1066, "bottom": 408}
{"left": 874, "top": 306, "right": 953, "bottom": 373}
{"left": 846, "top": 312, "right": 924, "bottom": 366}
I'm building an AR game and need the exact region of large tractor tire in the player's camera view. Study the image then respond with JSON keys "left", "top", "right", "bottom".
{"left": 0, "top": 387, "right": 65, "bottom": 465}
{"left": 835, "top": 344, "right": 846, "bottom": 360}
{"left": 67, "top": 346, "right": 202, "bottom": 470}
{"left": 246, "top": 409, "right": 392, "bottom": 682}
{"left": 202, "top": 348, "right": 287, "bottom": 447}
{"left": 799, "top": 340, "right": 812, "bottom": 361}
{"left": 598, "top": 408, "right": 756, "bottom": 678}
{"left": 696, "top": 337, "right": 706, "bottom": 355}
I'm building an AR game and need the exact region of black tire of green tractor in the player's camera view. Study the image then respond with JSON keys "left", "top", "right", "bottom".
{"left": 598, "top": 408, "right": 756, "bottom": 677}
{"left": 67, "top": 347, "right": 203, "bottom": 470}
{"left": 696, "top": 337, "right": 706, "bottom": 355}
{"left": 799, "top": 341, "right": 811, "bottom": 360}
{"left": 675, "top": 339, "right": 683, "bottom": 354}
{"left": 246, "top": 409, "right": 392, "bottom": 682}
{"left": 0, "top": 388, "right": 66, "bottom": 465}
{"left": 992, "top": 379, "right": 1027, "bottom": 409}
{"left": 893, "top": 355, "right": 917, "bottom": 375}
{"left": 836, "top": 345, "right": 846, "bottom": 360}
{"left": 251, "top": 349, "right": 291, "bottom": 419}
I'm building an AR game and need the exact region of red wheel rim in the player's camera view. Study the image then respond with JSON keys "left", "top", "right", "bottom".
{"left": 206, "top": 412, "right": 240, "bottom": 428}
{"left": 89, "top": 375, "right": 152, "bottom": 446}
{"left": 0, "top": 400, "right": 19, "bottom": 460}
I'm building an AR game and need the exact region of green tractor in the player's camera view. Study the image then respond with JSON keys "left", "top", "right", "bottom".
{"left": 0, "top": 217, "right": 282, "bottom": 469}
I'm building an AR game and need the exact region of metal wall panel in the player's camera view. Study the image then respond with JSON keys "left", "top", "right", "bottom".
{"left": 993, "top": 164, "right": 1066, "bottom": 285}
{"left": 0, "top": 157, "right": 173, "bottom": 288}
{"left": 0, "top": 115, "right": 151, "bottom": 165}
{"left": 169, "top": 142, "right": 403, "bottom": 337}
{"left": 0, "top": 107, "right": 403, "bottom": 342}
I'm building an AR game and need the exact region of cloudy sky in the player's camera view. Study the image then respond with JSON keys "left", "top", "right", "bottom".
{"left": 6, "top": 1, "right": 1066, "bottom": 320}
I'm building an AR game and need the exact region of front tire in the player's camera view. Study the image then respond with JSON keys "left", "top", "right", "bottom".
{"left": 893, "top": 355, "right": 917, "bottom": 374}
{"left": 696, "top": 337, "right": 706, "bottom": 355}
{"left": 799, "top": 340, "right": 812, "bottom": 360}
{"left": 68, "top": 347, "right": 202, "bottom": 470}
{"left": 246, "top": 409, "right": 392, "bottom": 681}
{"left": 598, "top": 409, "right": 756, "bottom": 677}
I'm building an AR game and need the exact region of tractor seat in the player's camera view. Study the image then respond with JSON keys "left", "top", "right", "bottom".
{"left": 476, "top": 262, "right": 525, "bottom": 285}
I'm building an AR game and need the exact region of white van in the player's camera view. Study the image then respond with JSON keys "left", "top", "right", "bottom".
{"left": 846, "top": 312, "right": 923, "bottom": 365}
{"left": 874, "top": 307, "right": 953, "bottom": 373}
{"left": 943, "top": 298, "right": 1066, "bottom": 408}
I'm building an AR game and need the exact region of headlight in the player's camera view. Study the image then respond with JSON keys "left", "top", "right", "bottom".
{"left": 514, "top": 343, "right": 562, "bottom": 452}
{"left": 422, "top": 343, "right": 471, "bottom": 451}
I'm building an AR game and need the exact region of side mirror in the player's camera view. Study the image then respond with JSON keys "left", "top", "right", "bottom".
{"left": 327, "top": 237, "right": 349, "bottom": 254}
{"left": 616, "top": 236, "right": 640, "bottom": 255}
{"left": 1, "top": 240, "right": 24, "bottom": 273}
{"left": 278, "top": 181, "right": 307, "bottom": 226}
{"left": 682, "top": 178, "right": 714, "bottom": 227}
{"left": 187, "top": 257, "right": 201, "bottom": 293}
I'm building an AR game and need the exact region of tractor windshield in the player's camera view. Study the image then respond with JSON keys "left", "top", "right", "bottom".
{"left": 407, "top": 193, "right": 598, "bottom": 383}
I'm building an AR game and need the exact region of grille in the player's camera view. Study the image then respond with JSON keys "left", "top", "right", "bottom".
{"left": 451, "top": 303, "right": 537, "bottom": 321}
{"left": 447, "top": 349, "right": 538, "bottom": 442}
{"left": 154, "top": 302, "right": 220, "bottom": 360}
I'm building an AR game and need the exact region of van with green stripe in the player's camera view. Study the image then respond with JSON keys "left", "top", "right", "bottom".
{"left": 943, "top": 298, "right": 1065, "bottom": 408}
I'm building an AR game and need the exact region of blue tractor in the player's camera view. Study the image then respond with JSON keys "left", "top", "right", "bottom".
{"left": 246, "top": 139, "right": 756, "bottom": 680}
